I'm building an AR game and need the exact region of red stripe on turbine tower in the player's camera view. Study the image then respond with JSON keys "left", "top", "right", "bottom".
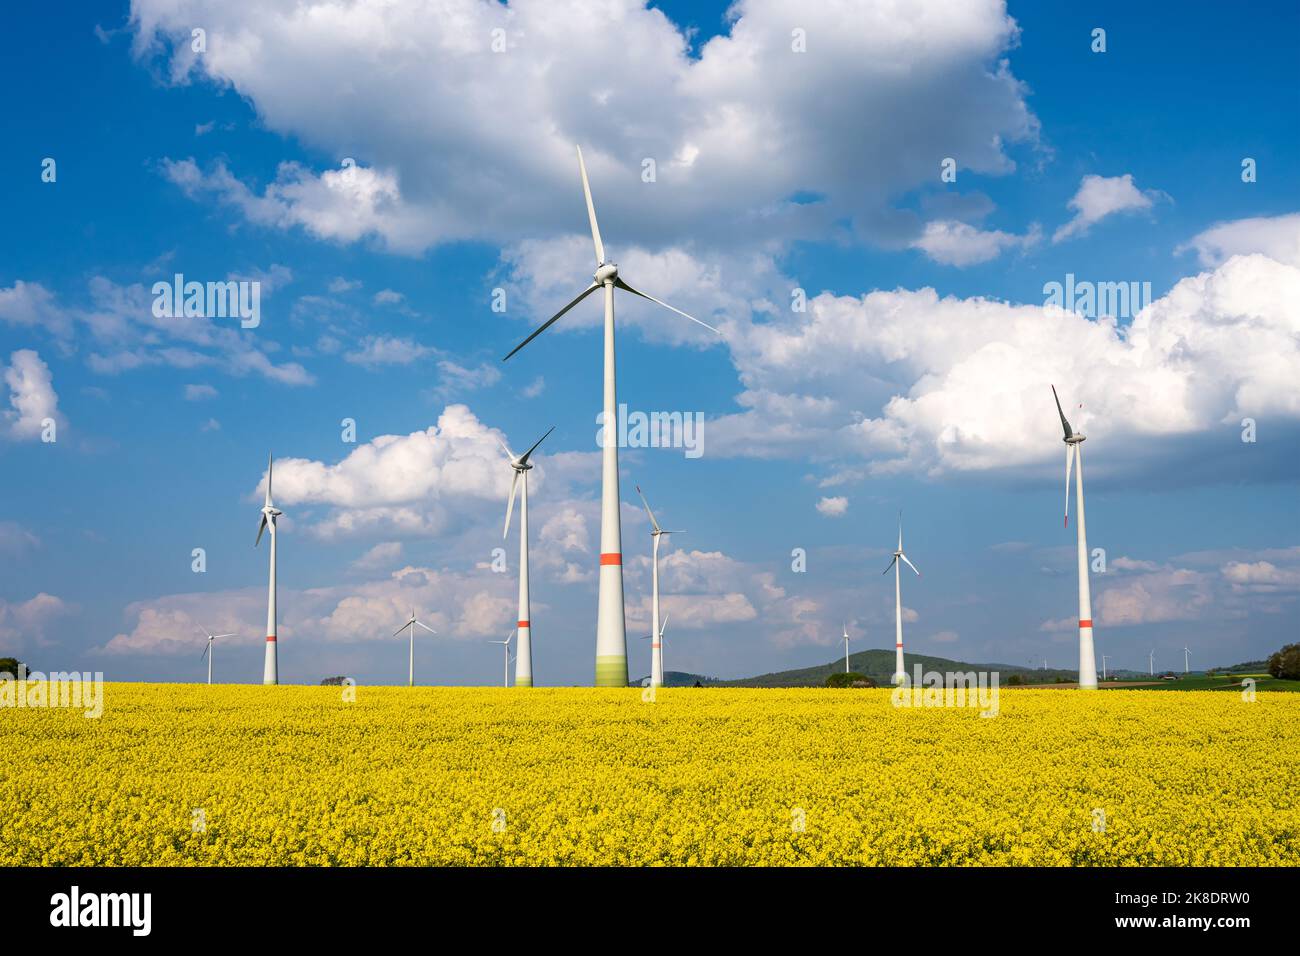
{"left": 1079, "top": 619, "right": 1092, "bottom": 628}
{"left": 266, "top": 635, "right": 276, "bottom": 642}
{"left": 518, "top": 620, "right": 529, "bottom": 628}
{"left": 600, "top": 552, "right": 622, "bottom": 565}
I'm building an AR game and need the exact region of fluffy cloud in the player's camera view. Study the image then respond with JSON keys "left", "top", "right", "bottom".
{"left": 0, "top": 593, "right": 71, "bottom": 652}
{"left": 344, "top": 335, "right": 437, "bottom": 367}
{"left": 0, "top": 276, "right": 312, "bottom": 386}
{"left": 1053, "top": 173, "right": 1162, "bottom": 242}
{"left": 1095, "top": 566, "right": 1216, "bottom": 627}
{"left": 816, "top": 496, "right": 848, "bottom": 517}
{"left": 3, "top": 350, "right": 62, "bottom": 440}
{"left": 1221, "top": 560, "right": 1300, "bottom": 593}
{"left": 351, "top": 541, "right": 404, "bottom": 570}
{"left": 132, "top": 0, "right": 1038, "bottom": 253}
{"left": 911, "top": 219, "right": 1040, "bottom": 266}
{"left": 160, "top": 158, "right": 434, "bottom": 253}
{"left": 101, "top": 563, "right": 515, "bottom": 654}
{"left": 708, "top": 213, "right": 1300, "bottom": 481}
{"left": 1039, "top": 546, "right": 1300, "bottom": 634}
{"left": 1178, "top": 212, "right": 1300, "bottom": 268}
{"left": 259, "top": 404, "right": 527, "bottom": 538}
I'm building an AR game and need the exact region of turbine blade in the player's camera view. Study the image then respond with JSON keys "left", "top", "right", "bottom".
{"left": 614, "top": 277, "right": 720, "bottom": 334}
{"left": 265, "top": 453, "right": 273, "bottom": 507}
{"left": 504, "top": 470, "right": 520, "bottom": 538}
{"left": 882, "top": 556, "right": 898, "bottom": 575}
{"left": 900, "top": 553, "right": 921, "bottom": 576}
{"left": 502, "top": 283, "right": 600, "bottom": 361}
{"left": 1064, "top": 443, "right": 1075, "bottom": 528}
{"left": 576, "top": 146, "right": 605, "bottom": 265}
{"left": 415, "top": 620, "right": 436, "bottom": 634}
{"left": 495, "top": 435, "right": 516, "bottom": 461}
{"left": 518, "top": 425, "right": 555, "bottom": 465}
{"left": 255, "top": 514, "right": 267, "bottom": 547}
{"left": 898, "top": 511, "right": 903, "bottom": 552}
{"left": 1051, "top": 385, "right": 1074, "bottom": 440}
{"left": 200, "top": 642, "right": 210, "bottom": 661}
{"left": 213, "top": 633, "right": 236, "bottom": 640}
{"left": 660, "top": 613, "right": 669, "bottom": 636}
{"left": 393, "top": 622, "right": 410, "bottom": 638}
{"left": 635, "top": 485, "right": 661, "bottom": 533}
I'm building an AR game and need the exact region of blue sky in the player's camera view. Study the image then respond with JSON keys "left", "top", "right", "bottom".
{"left": 1, "top": 0, "right": 1297, "bottom": 684}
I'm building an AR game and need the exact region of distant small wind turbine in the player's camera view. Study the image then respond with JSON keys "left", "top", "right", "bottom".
{"left": 499, "top": 425, "right": 555, "bottom": 688}
{"left": 1101, "top": 654, "right": 1110, "bottom": 682}
{"left": 394, "top": 608, "right": 436, "bottom": 687}
{"left": 636, "top": 486, "right": 682, "bottom": 689}
{"left": 841, "top": 623, "right": 851, "bottom": 674}
{"left": 882, "top": 512, "right": 920, "bottom": 685}
{"left": 1149, "top": 649, "right": 1155, "bottom": 676}
{"left": 198, "top": 626, "right": 235, "bottom": 685}
{"left": 639, "top": 614, "right": 670, "bottom": 683}
{"left": 256, "top": 453, "right": 284, "bottom": 686}
{"left": 1183, "top": 646, "right": 1190, "bottom": 675}
{"left": 503, "top": 146, "right": 719, "bottom": 687}
{"left": 489, "top": 631, "right": 514, "bottom": 688}
{"left": 1053, "top": 386, "right": 1098, "bottom": 690}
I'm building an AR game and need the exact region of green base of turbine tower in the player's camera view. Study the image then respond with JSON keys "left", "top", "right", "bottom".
{"left": 595, "top": 656, "right": 628, "bottom": 687}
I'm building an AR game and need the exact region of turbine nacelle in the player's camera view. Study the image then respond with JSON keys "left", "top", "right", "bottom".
{"left": 501, "top": 426, "right": 555, "bottom": 538}
{"left": 501, "top": 145, "right": 720, "bottom": 363}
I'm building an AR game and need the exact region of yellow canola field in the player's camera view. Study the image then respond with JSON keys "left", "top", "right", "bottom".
{"left": 1, "top": 684, "right": 1296, "bottom": 866}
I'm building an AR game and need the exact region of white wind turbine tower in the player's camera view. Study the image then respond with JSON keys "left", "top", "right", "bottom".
{"left": 882, "top": 513, "right": 920, "bottom": 685}
{"left": 198, "top": 626, "right": 235, "bottom": 686}
{"left": 489, "top": 631, "right": 514, "bottom": 688}
{"left": 639, "top": 614, "right": 669, "bottom": 683}
{"left": 255, "top": 453, "right": 283, "bottom": 685}
{"left": 1184, "top": 646, "right": 1190, "bottom": 675}
{"left": 1053, "top": 386, "right": 1098, "bottom": 691}
{"left": 1101, "top": 654, "right": 1110, "bottom": 682}
{"left": 503, "top": 146, "right": 719, "bottom": 687}
{"left": 636, "top": 485, "right": 683, "bottom": 689}
{"left": 499, "top": 425, "right": 555, "bottom": 688}
{"left": 1149, "top": 649, "right": 1155, "bottom": 676}
{"left": 394, "top": 608, "right": 436, "bottom": 687}
{"left": 841, "top": 623, "right": 851, "bottom": 674}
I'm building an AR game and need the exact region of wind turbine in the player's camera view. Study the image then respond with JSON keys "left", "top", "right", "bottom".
{"left": 639, "top": 614, "right": 670, "bottom": 684}
{"left": 1184, "top": 646, "right": 1190, "bottom": 675}
{"left": 1053, "top": 386, "right": 1098, "bottom": 691}
{"left": 489, "top": 631, "right": 514, "bottom": 688}
{"left": 198, "top": 626, "right": 235, "bottom": 686}
{"left": 499, "top": 425, "right": 555, "bottom": 688}
{"left": 1101, "top": 654, "right": 1110, "bottom": 682}
{"left": 841, "top": 623, "right": 851, "bottom": 674}
{"left": 503, "top": 146, "right": 719, "bottom": 687}
{"left": 394, "top": 608, "right": 436, "bottom": 687}
{"left": 1149, "top": 649, "right": 1155, "bottom": 676}
{"left": 882, "top": 513, "right": 920, "bottom": 685}
{"left": 636, "top": 485, "right": 683, "bottom": 689}
{"left": 255, "top": 453, "right": 283, "bottom": 685}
